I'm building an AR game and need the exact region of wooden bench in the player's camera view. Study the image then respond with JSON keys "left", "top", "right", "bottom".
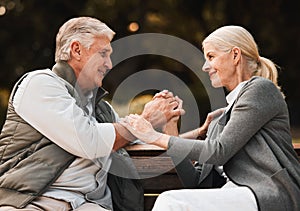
{"left": 126, "top": 143, "right": 300, "bottom": 211}
{"left": 126, "top": 144, "right": 182, "bottom": 210}
{"left": 294, "top": 143, "right": 300, "bottom": 159}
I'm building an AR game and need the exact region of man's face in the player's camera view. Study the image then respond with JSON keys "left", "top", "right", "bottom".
{"left": 78, "top": 36, "right": 113, "bottom": 92}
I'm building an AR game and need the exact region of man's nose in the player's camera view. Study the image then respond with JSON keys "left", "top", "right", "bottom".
{"left": 105, "top": 57, "right": 113, "bottom": 70}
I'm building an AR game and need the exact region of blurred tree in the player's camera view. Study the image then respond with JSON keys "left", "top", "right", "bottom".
{"left": 0, "top": 0, "right": 299, "bottom": 136}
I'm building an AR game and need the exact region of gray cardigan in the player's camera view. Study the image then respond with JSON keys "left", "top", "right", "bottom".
{"left": 168, "top": 77, "right": 300, "bottom": 211}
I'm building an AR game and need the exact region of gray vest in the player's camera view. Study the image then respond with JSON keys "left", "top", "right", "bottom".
{"left": 0, "top": 61, "right": 115, "bottom": 208}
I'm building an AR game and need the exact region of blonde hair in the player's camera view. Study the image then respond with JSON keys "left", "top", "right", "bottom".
{"left": 202, "top": 25, "right": 283, "bottom": 95}
{"left": 55, "top": 17, "right": 115, "bottom": 62}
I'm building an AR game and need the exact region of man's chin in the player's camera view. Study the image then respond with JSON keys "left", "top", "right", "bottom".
{"left": 211, "top": 83, "right": 222, "bottom": 88}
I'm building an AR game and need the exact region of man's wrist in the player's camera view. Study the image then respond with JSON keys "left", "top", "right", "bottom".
{"left": 162, "top": 120, "right": 178, "bottom": 136}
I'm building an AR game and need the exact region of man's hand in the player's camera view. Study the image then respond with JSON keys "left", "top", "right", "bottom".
{"left": 141, "top": 90, "right": 185, "bottom": 130}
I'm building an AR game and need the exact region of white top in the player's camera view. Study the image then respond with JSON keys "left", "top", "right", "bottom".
{"left": 225, "top": 80, "right": 248, "bottom": 114}
{"left": 13, "top": 69, "right": 117, "bottom": 208}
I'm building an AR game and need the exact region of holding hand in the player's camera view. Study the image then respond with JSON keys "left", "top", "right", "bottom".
{"left": 199, "top": 107, "right": 225, "bottom": 138}
{"left": 141, "top": 90, "right": 185, "bottom": 129}
{"left": 121, "top": 114, "right": 162, "bottom": 144}
{"left": 180, "top": 107, "right": 225, "bottom": 139}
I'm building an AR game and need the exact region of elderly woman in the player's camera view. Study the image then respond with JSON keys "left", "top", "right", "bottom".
{"left": 122, "top": 26, "right": 300, "bottom": 211}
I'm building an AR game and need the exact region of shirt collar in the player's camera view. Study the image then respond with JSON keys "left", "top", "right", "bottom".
{"left": 225, "top": 80, "right": 248, "bottom": 112}
{"left": 52, "top": 60, "right": 109, "bottom": 106}
{"left": 85, "top": 91, "right": 94, "bottom": 102}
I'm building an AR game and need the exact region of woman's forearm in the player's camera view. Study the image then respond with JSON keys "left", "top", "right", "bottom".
{"left": 179, "top": 126, "right": 207, "bottom": 140}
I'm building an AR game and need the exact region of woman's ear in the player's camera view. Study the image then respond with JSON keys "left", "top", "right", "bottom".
{"left": 232, "top": 47, "right": 241, "bottom": 65}
{"left": 70, "top": 41, "right": 81, "bottom": 61}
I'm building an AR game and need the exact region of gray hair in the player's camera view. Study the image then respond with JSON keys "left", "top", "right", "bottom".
{"left": 55, "top": 17, "right": 115, "bottom": 62}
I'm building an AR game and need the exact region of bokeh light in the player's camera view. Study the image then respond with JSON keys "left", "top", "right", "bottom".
{"left": 0, "top": 6, "right": 6, "bottom": 16}
{"left": 128, "top": 22, "right": 139, "bottom": 32}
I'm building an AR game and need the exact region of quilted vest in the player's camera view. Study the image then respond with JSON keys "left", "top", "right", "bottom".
{"left": 0, "top": 61, "right": 114, "bottom": 208}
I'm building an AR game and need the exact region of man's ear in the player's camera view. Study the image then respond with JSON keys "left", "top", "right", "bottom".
{"left": 70, "top": 41, "right": 81, "bottom": 60}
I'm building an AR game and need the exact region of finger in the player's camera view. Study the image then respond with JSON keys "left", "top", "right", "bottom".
{"left": 164, "top": 91, "right": 174, "bottom": 99}
{"left": 154, "top": 90, "right": 174, "bottom": 99}
{"left": 119, "top": 120, "right": 132, "bottom": 130}
{"left": 119, "top": 121, "right": 136, "bottom": 134}
{"left": 169, "top": 101, "right": 180, "bottom": 109}
{"left": 211, "top": 107, "right": 225, "bottom": 118}
{"left": 159, "top": 89, "right": 169, "bottom": 94}
{"left": 179, "top": 108, "right": 186, "bottom": 115}
{"left": 133, "top": 114, "right": 141, "bottom": 119}
{"left": 125, "top": 115, "right": 137, "bottom": 125}
{"left": 175, "top": 96, "right": 183, "bottom": 109}
{"left": 171, "top": 108, "right": 186, "bottom": 116}
{"left": 123, "top": 116, "right": 129, "bottom": 123}
{"left": 174, "top": 95, "right": 181, "bottom": 101}
{"left": 153, "top": 90, "right": 168, "bottom": 98}
{"left": 128, "top": 114, "right": 138, "bottom": 119}
{"left": 153, "top": 93, "right": 165, "bottom": 99}
{"left": 206, "top": 112, "right": 214, "bottom": 121}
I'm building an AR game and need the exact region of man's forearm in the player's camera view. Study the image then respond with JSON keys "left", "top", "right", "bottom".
{"left": 112, "top": 123, "right": 136, "bottom": 151}
{"left": 163, "top": 120, "right": 179, "bottom": 136}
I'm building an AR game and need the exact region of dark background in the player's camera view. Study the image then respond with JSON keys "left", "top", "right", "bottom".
{"left": 0, "top": 0, "right": 299, "bottom": 140}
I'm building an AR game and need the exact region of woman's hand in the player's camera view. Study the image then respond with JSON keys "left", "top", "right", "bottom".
{"left": 120, "top": 114, "right": 163, "bottom": 144}
{"left": 198, "top": 107, "right": 225, "bottom": 138}
{"left": 179, "top": 107, "right": 225, "bottom": 139}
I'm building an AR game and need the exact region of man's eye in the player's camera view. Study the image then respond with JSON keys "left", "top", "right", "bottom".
{"left": 99, "top": 51, "right": 108, "bottom": 58}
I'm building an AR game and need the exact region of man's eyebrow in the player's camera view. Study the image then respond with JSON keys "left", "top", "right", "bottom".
{"left": 101, "top": 47, "right": 113, "bottom": 53}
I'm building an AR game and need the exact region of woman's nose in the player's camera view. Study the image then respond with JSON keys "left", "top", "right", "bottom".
{"left": 202, "top": 60, "right": 210, "bottom": 72}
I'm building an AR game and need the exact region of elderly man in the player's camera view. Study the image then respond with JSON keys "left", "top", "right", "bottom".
{"left": 0, "top": 17, "right": 183, "bottom": 210}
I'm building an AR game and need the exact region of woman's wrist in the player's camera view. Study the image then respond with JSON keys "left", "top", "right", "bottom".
{"left": 197, "top": 126, "right": 207, "bottom": 140}
{"left": 153, "top": 133, "right": 170, "bottom": 149}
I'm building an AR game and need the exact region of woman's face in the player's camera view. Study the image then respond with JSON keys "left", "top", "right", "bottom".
{"left": 202, "top": 42, "right": 237, "bottom": 91}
